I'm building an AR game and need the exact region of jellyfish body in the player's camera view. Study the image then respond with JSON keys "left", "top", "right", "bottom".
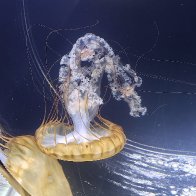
{"left": 35, "top": 33, "right": 146, "bottom": 162}
{"left": 0, "top": 133, "right": 72, "bottom": 196}
{"left": 0, "top": 164, "right": 29, "bottom": 196}
{"left": 36, "top": 117, "right": 126, "bottom": 161}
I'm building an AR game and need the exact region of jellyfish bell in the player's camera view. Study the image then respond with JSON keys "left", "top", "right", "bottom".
{"left": 36, "top": 117, "right": 126, "bottom": 162}
{"left": 0, "top": 131, "right": 72, "bottom": 196}
{"left": 35, "top": 33, "right": 146, "bottom": 162}
{"left": 0, "top": 163, "right": 29, "bottom": 196}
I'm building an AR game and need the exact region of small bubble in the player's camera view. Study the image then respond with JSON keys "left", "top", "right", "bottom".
{"left": 171, "top": 190, "right": 177, "bottom": 195}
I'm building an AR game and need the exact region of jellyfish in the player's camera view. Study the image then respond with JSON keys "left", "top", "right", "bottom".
{"left": 0, "top": 127, "right": 73, "bottom": 196}
{"left": 0, "top": 163, "right": 29, "bottom": 195}
{"left": 35, "top": 33, "right": 146, "bottom": 162}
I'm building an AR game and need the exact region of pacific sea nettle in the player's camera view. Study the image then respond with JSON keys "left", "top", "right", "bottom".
{"left": 0, "top": 128, "right": 72, "bottom": 196}
{"left": 35, "top": 33, "right": 146, "bottom": 162}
